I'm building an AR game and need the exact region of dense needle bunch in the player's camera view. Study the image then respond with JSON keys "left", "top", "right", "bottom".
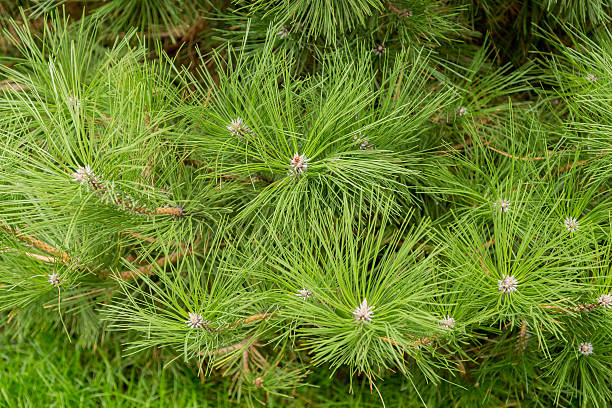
{"left": 0, "top": 2, "right": 611, "bottom": 408}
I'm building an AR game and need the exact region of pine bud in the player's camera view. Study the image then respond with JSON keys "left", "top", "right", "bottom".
{"left": 597, "top": 293, "right": 611, "bottom": 308}
{"left": 457, "top": 106, "right": 468, "bottom": 116}
{"left": 277, "top": 26, "right": 289, "bottom": 39}
{"left": 564, "top": 217, "right": 579, "bottom": 233}
{"left": 48, "top": 273, "right": 61, "bottom": 287}
{"left": 353, "top": 134, "right": 373, "bottom": 150}
{"left": 288, "top": 153, "right": 309, "bottom": 176}
{"left": 352, "top": 298, "right": 374, "bottom": 324}
{"left": 373, "top": 44, "right": 385, "bottom": 56}
{"left": 586, "top": 73, "right": 598, "bottom": 82}
{"left": 185, "top": 312, "right": 209, "bottom": 329}
{"left": 439, "top": 315, "right": 456, "bottom": 329}
{"left": 254, "top": 377, "right": 264, "bottom": 388}
{"left": 578, "top": 342, "right": 593, "bottom": 355}
{"left": 498, "top": 274, "right": 518, "bottom": 294}
{"left": 71, "top": 165, "right": 100, "bottom": 186}
{"left": 296, "top": 289, "right": 312, "bottom": 300}
{"left": 494, "top": 198, "right": 510, "bottom": 213}
{"left": 227, "top": 118, "right": 252, "bottom": 139}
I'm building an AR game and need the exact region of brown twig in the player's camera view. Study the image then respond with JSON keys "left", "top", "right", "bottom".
{"left": 455, "top": 357, "right": 474, "bottom": 383}
{"left": 516, "top": 320, "right": 529, "bottom": 352}
{"left": 214, "top": 340, "right": 248, "bottom": 355}
{"left": 385, "top": 1, "right": 412, "bottom": 17}
{"left": 0, "top": 81, "right": 28, "bottom": 92}
{"left": 119, "top": 237, "right": 200, "bottom": 280}
{"left": 152, "top": 206, "right": 185, "bottom": 217}
{"left": 483, "top": 238, "right": 495, "bottom": 249}
{"left": 483, "top": 141, "right": 553, "bottom": 161}
{"left": 381, "top": 335, "right": 432, "bottom": 349}
{"left": 552, "top": 159, "right": 589, "bottom": 175}
{"left": 2, "top": 226, "right": 71, "bottom": 263}
{"left": 74, "top": 170, "right": 184, "bottom": 218}
{"left": 539, "top": 301, "right": 600, "bottom": 314}
{"left": 242, "top": 349, "right": 250, "bottom": 372}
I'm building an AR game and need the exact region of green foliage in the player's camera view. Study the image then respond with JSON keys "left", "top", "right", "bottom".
{"left": 0, "top": 2, "right": 611, "bottom": 407}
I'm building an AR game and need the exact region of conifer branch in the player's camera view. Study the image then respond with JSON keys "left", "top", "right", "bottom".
{"left": 119, "top": 239, "right": 199, "bottom": 280}
{"left": 0, "top": 81, "right": 28, "bottom": 92}
{"left": 516, "top": 320, "right": 529, "bottom": 352}
{"left": 2, "top": 226, "right": 71, "bottom": 263}
{"left": 71, "top": 166, "right": 184, "bottom": 218}
{"left": 381, "top": 334, "right": 432, "bottom": 349}
{"left": 385, "top": 2, "right": 412, "bottom": 17}
{"left": 214, "top": 339, "right": 250, "bottom": 355}
{"left": 25, "top": 252, "right": 65, "bottom": 264}
{"left": 483, "top": 141, "right": 553, "bottom": 161}
{"left": 539, "top": 301, "right": 602, "bottom": 314}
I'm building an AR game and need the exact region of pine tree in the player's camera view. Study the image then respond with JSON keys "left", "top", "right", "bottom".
{"left": 0, "top": 2, "right": 610, "bottom": 407}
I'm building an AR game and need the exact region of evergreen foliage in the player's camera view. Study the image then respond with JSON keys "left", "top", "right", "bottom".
{"left": 0, "top": 1, "right": 610, "bottom": 407}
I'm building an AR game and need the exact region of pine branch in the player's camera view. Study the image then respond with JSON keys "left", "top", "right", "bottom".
{"left": 381, "top": 335, "right": 432, "bottom": 349}
{"left": 71, "top": 166, "right": 184, "bottom": 218}
{"left": 2, "top": 226, "right": 71, "bottom": 263}
{"left": 539, "top": 301, "right": 603, "bottom": 314}
{"left": 214, "top": 339, "right": 250, "bottom": 355}
{"left": 385, "top": 1, "right": 413, "bottom": 18}
{"left": 0, "top": 81, "right": 28, "bottom": 92}
{"left": 483, "top": 141, "right": 553, "bottom": 161}
{"left": 119, "top": 238, "right": 199, "bottom": 280}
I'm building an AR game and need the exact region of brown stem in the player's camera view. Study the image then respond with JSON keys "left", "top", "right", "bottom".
{"left": 483, "top": 141, "right": 552, "bottom": 161}
{"left": 455, "top": 357, "right": 474, "bottom": 383}
{"left": 516, "top": 320, "right": 529, "bottom": 352}
{"left": 540, "top": 302, "right": 599, "bottom": 314}
{"left": 152, "top": 206, "right": 184, "bottom": 217}
{"left": 119, "top": 237, "right": 199, "bottom": 280}
{"left": 0, "top": 81, "right": 28, "bottom": 92}
{"left": 385, "top": 1, "right": 412, "bottom": 17}
{"left": 24, "top": 252, "right": 65, "bottom": 264}
{"left": 242, "top": 349, "right": 250, "bottom": 372}
{"left": 214, "top": 339, "right": 249, "bottom": 355}
{"left": 78, "top": 172, "right": 184, "bottom": 218}
{"left": 3, "top": 226, "right": 71, "bottom": 263}
{"left": 550, "top": 150, "right": 608, "bottom": 176}
{"left": 381, "top": 335, "right": 432, "bottom": 348}
{"left": 250, "top": 346, "right": 270, "bottom": 368}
